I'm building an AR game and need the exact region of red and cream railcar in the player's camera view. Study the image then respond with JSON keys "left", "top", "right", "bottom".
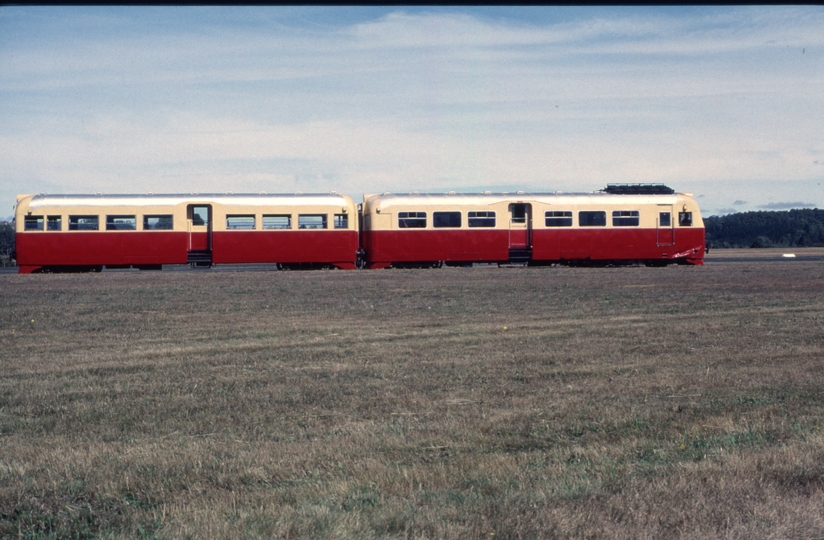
{"left": 361, "top": 186, "right": 705, "bottom": 268}
{"left": 14, "top": 193, "right": 359, "bottom": 273}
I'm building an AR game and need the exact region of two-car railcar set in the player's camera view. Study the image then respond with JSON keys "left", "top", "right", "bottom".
{"left": 13, "top": 185, "right": 705, "bottom": 273}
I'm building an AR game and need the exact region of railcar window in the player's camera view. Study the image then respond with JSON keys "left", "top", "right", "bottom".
{"left": 262, "top": 215, "right": 291, "bottom": 229}
{"left": 69, "top": 215, "right": 99, "bottom": 231}
{"left": 679, "top": 212, "right": 693, "bottom": 226}
{"left": 106, "top": 215, "right": 136, "bottom": 231}
{"left": 579, "top": 211, "right": 606, "bottom": 227}
{"left": 612, "top": 210, "right": 640, "bottom": 227}
{"left": 434, "top": 211, "right": 461, "bottom": 228}
{"left": 334, "top": 214, "right": 349, "bottom": 229}
{"left": 660, "top": 212, "right": 671, "bottom": 227}
{"left": 24, "top": 215, "right": 44, "bottom": 231}
{"left": 143, "top": 215, "right": 174, "bottom": 230}
{"left": 227, "top": 215, "right": 255, "bottom": 230}
{"left": 47, "top": 216, "right": 62, "bottom": 231}
{"left": 468, "top": 211, "right": 496, "bottom": 227}
{"left": 545, "top": 211, "right": 573, "bottom": 227}
{"left": 298, "top": 214, "right": 327, "bottom": 229}
{"left": 398, "top": 212, "right": 426, "bottom": 228}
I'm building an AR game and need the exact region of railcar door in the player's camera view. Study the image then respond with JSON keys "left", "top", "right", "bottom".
{"left": 656, "top": 206, "right": 674, "bottom": 247}
{"left": 187, "top": 204, "right": 213, "bottom": 264}
{"left": 508, "top": 203, "right": 532, "bottom": 249}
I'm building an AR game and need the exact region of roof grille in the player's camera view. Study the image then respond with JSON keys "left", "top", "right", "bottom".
{"left": 603, "top": 184, "right": 675, "bottom": 195}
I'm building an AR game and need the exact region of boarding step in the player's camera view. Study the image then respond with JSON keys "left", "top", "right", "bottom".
{"left": 508, "top": 249, "right": 532, "bottom": 263}
{"left": 187, "top": 250, "right": 213, "bottom": 267}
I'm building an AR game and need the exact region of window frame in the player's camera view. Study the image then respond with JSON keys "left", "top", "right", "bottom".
{"left": 578, "top": 211, "right": 606, "bottom": 227}
{"left": 398, "top": 211, "right": 427, "bottom": 229}
{"left": 226, "top": 214, "right": 256, "bottom": 230}
{"left": 143, "top": 215, "right": 174, "bottom": 230}
{"left": 611, "top": 210, "right": 640, "bottom": 227}
{"left": 334, "top": 213, "right": 349, "bottom": 229}
{"left": 106, "top": 215, "right": 137, "bottom": 231}
{"left": 47, "top": 215, "right": 62, "bottom": 231}
{"left": 545, "top": 211, "right": 573, "bottom": 228}
{"left": 433, "top": 211, "right": 462, "bottom": 228}
{"left": 262, "top": 214, "right": 292, "bottom": 230}
{"left": 69, "top": 215, "right": 99, "bottom": 231}
{"left": 468, "top": 211, "right": 496, "bottom": 228}
{"left": 298, "top": 214, "right": 328, "bottom": 230}
{"left": 24, "top": 215, "right": 44, "bottom": 231}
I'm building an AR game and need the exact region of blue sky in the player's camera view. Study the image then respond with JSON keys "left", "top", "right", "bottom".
{"left": 1, "top": 6, "right": 822, "bottom": 218}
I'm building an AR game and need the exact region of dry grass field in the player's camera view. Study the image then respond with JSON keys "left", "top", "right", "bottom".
{"left": 1, "top": 260, "right": 823, "bottom": 539}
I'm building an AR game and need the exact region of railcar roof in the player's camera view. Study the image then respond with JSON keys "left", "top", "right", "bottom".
{"left": 23, "top": 193, "right": 352, "bottom": 209}
{"left": 365, "top": 191, "right": 688, "bottom": 207}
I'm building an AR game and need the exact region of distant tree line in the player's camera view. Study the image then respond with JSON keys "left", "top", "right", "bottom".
{"left": 0, "top": 222, "right": 13, "bottom": 266}
{"left": 705, "top": 208, "right": 824, "bottom": 248}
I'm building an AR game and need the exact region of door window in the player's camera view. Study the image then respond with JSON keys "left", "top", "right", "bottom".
{"left": 510, "top": 204, "right": 527, "bottom": 223}
{"left": 189, "top": 205, "right": 210, "bottom": 226}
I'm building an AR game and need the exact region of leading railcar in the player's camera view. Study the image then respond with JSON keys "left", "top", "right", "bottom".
{"left": 361, "top": 185, "right": 704, "bottom": 268}
{"left": 14, "top": 193, "right": 360, "bottom": 273}
{"left": 13, "top": 185, "right": 705, "bottom": 272}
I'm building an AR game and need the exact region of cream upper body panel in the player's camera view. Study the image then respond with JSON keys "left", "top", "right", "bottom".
{"left": 15, "top": 193, "right": 358, "bottom": 233}
{"left": 362, "top": 192, "right": 702, "bottom": 230}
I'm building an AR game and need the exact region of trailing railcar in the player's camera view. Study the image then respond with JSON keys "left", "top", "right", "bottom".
{"left": 14, "top": 193, "right": 360, "bottom": 273}
{"left": 361, "top": 185, "right": 704, "bottom": 268}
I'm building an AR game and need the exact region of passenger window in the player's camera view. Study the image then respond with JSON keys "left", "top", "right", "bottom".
{"left": 24, "top": 215, "right": 44, "bottom": 231}
{"left": 612, "top": 210, "right": 640, "bottom": 227}
{"left": 659, "top": 212, "right": 671, "bottom": 227}
{"left": 106, "top": 215, "right": 136, "bottom": 230}
{"left": 47, "top": 215, "right": 62, "bottom": 231}
{"left": 143, "top": 215, "right": 174, "bottom": 230}
{"left": 226, "top": 215, "right": 255, "bottom": 230}
{"left": 433, "top": 211, "right": 461, "bottom": 228}
{"left": 578, "top": 211, "right": 606, "bottom": 227}
{"left": 69, "top": 216, "right": 99, "bottom": 231}
{"left": 334, "top": 214, "right": 349, "bottom": 229}
{"left": 679, "top": 212, "right": 693, "bottom": 226}
{"left": 298, "top": 214, "right": 327, "bottom": 229}
{"left": 468, "top": 211, "right": 496, "bottom": 227}
{"left": 545, "top": 211, "right": 572, "bottom": 227}
{"left": 262, "top": 215, "right": 291, "bottom": 229}
{"left": 398, "top": 212, "right": 426, "bottom": 228}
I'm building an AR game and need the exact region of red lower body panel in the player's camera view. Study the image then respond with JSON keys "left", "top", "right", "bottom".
{"left": 533, "top": 228, "right": 705, "bottom": 264}
{"left": 16, "top": 232, "right": 189, "bottom": 272}
{"left": 364, "top": 228, "right": 705, "bottom": 267}
{"left": 16, "top": 230, "right": 360, "bottom": 271}
{"left": 211, "top": 231, "right": 358, "bottom": 269}
{"left": 364, "top": 230, "right": 510, "bottom": 268}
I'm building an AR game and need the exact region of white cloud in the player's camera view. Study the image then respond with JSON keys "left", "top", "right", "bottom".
{"left": 1, "top": 6, "right": 823, "bottom": 213}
